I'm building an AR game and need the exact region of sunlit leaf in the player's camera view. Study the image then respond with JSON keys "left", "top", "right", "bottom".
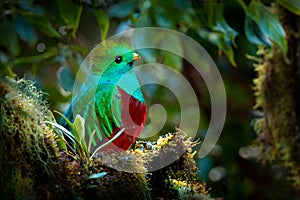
{"left": 88, "top": 130, "right": 96, "bottom": 153}
{"left": 44, "top": 120, "right": 76, "bottom": 145}
{"left": 277, "top": 0, "right": 300, "bottom": 15}
{"left": 57, "top": 0, "right": 83, "bottom": 37}
{"left": 87, "top": 172, "right": 107, "bottom": 179}
{"left": 93, "top": 9, "right": 109, "bottom": 41}
{"left": 13, "top": 14, "right": 37, "bottom": 46}
{"left": 56, "top": 138, "right": 68, "bottom": 151}
{"left": 108, "top": 1, "right": 135, "bottom": 18}
{"left": 73, "top": 114, "right": 86, "bottom": 146}
{"left": 73, "top": 114, "right": 88, "bottom": 156}
{"left": 0, "top": 19, "right": 20, "bottom": 56}
{"left": 90, "top": 128, "right": 125, "bottom": 158}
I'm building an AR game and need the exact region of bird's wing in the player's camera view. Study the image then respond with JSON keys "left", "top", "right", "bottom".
{"left": 94, "top": 83, "right": 122, "bottom": 139}
{"left": 61, "top": 77, "right": 123, "bottom": 147}
{"left": 60, "top": 77, "right": 105, "bottom": 143}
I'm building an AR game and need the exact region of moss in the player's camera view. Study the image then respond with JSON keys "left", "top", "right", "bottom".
{"left": 0, "top": 77, "right": 62, "bottom": 199}
{"left": 252, "top": 4, "right": 300, "bottom": 189}
{"left": 0, "top": 76, "right": 215, "bottom": 199}
{"left": 178, "top": 186, "right": 214, "bottom": 200}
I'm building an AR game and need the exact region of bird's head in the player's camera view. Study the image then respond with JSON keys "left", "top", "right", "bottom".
{"left": 91, "top": 41, "right": 140, "bottom": 76}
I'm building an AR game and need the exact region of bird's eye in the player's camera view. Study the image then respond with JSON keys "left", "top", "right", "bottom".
{"left": 115, "top": 56, "right": 122, "bottom": 64}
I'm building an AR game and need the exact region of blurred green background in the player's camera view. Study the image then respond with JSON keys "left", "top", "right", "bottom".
{"left": 1, "top": 0, "right": 300, "bottom": 199}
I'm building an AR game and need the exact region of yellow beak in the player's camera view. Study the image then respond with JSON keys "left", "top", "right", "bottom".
{"left": 133, "top": 53, "right": 140, "bottom": 61}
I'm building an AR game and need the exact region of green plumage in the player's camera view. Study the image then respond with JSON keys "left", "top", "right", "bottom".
{"left": 62, "top": 41, "right": 146, "bottom": 149}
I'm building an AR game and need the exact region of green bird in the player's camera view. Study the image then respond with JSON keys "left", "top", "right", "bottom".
{"left": 61, "top": 41, "right": 147, "bottom": 151}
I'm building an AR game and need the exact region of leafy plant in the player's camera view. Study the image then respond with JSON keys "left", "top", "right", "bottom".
{"left": 46, "top": 111, "right": 125, "bottom": 163}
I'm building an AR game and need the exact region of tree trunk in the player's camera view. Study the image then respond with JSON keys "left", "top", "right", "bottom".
{"left": 253, "top": 4, "right": 300, "bottom": 189}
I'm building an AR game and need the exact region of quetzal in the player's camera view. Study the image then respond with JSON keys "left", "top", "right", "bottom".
{"left": 61, "top": 41, "right": 147, "bottom": 151}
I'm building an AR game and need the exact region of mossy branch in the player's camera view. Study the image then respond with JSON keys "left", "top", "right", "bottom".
{"left": 0, "top": 76, "right": 215, "bottom": 200}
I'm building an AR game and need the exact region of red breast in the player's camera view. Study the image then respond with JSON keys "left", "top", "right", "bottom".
{"left": 102, "top": 87, "right": 147, "bottom": 151}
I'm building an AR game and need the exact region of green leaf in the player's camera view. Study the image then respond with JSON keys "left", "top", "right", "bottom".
{"left": 90, "top": 128, "right": 125, "bottom": 158}
{"left": 107, "top": 1, "right": 135, "bottom": 18}
{"left": 200, "top": 2, "right": 238, "bottom": 66}
{"left": 245, "top": 15, "right": 272, "bottom": 47}
{"left": 12, "top": 47, "right": 58, "bottom": 66}
{"left": 13, "top": 14, "right": 37, "bottom": 46}
{"left": 198, "top": 30, "right": 237, "bottom": 66}
{"left": 54, "top": 110, "right": 75, "bottom": 131}
{"left": 69, "top": 44, "right": 88, "bottom": 56}
{"left": 57, "top": 0, "right": 83, "bottom": 37}
{"left": 87, "top": 172, "right": 107, "bottom": 179}
{"left": 277, "top": 0, "right": 300, "bottom": 15}
{"left": 0, "top": 19, "right": 20, "bottom": 56}
{"left": 88, "top": 130, "right": 96, "bottom": 153}
{"left": 56, "top": 138, "right": 68, "bottom": 151}
{"left": 93, "top": 9, "right": 109, "bottom": 42}
{"left": 213, "top": 4, "right": 239, "bottom": 47}
{"left": 22, "top": 13, "right": 60, "bottom": 38}
{"left": 58, "top": 66, "right": 75, "bottom": 92}
{"left": 236, "top": 0, "right": 248, "bottom": 12}
{"left": 44, "top": 120, "right": 76, "bottom": 145}
{"left": 20, "top": 0, "right": 45, "bottom": 15}
{"left": 73, "top": 114, "right": 86, "bottom": 148}
{"left": 222, "top": 42, "right": 236, "bottom": 67}
{"left": 248, "top": 2, "right": 287, "bottom": 55}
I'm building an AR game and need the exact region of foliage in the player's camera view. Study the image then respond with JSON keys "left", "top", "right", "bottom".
{"left": 47, "top": 111, "right": 126, "bottom": 163}
{"left": 0, "top": 0, "right": 291, "bottom": 77}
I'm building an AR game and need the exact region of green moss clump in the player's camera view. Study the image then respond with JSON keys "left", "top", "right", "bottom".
{"left": 145, "top": 131, "right": 213, "bottom": 200}
{"left": 0, "top": 77, "right": 62, "bottom": 199}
